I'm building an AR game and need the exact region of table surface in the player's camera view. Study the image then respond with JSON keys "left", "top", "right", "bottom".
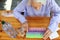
{"left": 0, "top": 10, "right": 60, "bottom": 40}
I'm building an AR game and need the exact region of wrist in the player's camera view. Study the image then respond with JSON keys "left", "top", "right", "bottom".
{"left": 22, "top": 21, "right": 28, "bottom": 24}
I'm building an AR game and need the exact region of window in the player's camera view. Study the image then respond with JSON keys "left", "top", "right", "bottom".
{"left": 4, "top": 0, "right": 12, "bottom": 10}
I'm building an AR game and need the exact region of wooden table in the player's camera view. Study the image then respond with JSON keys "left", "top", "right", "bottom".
{"left": 0, "top": 10, "right": 60, "bottom": 40}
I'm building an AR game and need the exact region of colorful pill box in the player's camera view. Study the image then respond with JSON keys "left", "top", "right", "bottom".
{"left": 26, "top": 28, "right": 46, "bottom": 38}
{"left": 26, "top": 32, "right": 44, "bottom": 38}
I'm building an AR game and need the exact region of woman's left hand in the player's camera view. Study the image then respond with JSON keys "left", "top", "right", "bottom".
{"left": 43, "top": 29, "right": 52, "bottom": 40}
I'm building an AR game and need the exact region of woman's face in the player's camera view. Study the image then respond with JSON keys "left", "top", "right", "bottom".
{"left": 31, "top": 0, "right": 42, "bottom": 9}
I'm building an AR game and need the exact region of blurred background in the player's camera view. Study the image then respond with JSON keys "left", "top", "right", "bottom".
{"left": 0, "top": 0, "right": 22, "bottom": 10}
{"left": 0, "top": 0, "right": 60, "bottom": 10}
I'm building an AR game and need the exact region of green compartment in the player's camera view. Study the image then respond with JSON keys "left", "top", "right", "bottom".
{"left": 26, "top": 32, "right": 43, "bottom": 38}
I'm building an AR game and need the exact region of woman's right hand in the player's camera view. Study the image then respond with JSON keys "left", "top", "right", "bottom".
{"left": 21, "top": 21, "right": 28, "bottom": 32}
{"left": 17, "top": 21, "right": 28, "bottom": 37}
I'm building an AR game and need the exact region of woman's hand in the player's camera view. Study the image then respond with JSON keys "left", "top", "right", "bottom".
{"left": 43, "top": 29, "right": 52, "bottom": 40}
{"left": 17, "top": 21, "right": 28, "bottom": 37}
{"left": 22, "top": 21, "right": 28, "bottom": 32}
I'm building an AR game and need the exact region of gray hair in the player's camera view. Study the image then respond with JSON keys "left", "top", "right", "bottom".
{"left": 27, "top": 0, "right": 46, "bottom": 6}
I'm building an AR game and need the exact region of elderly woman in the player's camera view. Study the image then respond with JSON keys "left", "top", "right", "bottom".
{"left": 13, "top": 0, "right": 60, "bottom": 40}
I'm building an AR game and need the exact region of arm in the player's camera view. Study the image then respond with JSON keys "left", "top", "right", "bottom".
{"left": 43, "top": 0, "right": 60, "bottom": 39}
{"left": 13, "top": 0, "right": 27, "bottom": 24}
{"left": 13, "top": 0, "right": 28, "bottom": 37}
{"left": 48, "top": 0, "right": 60, "bottom": 32}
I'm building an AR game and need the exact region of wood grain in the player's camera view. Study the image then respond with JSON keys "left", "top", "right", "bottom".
{"left": 0, "top": 10, "right": 60, "bottom": 40}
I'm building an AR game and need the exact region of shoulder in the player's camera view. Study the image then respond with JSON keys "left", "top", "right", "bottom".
{"left": 46, "top": 0, "right": 56, "bottom": 4}
{"left": 14, "top": 0, "right": 28, "bottom": 11}
{"left": 46, "top": 0, "right": 52, "bottom": 4}
{"left": 46, "top": 0, "right": 55, "bottom": 6}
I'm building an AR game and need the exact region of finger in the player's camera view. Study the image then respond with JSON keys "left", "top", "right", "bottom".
{"left": 44, "top": 29, "right": 51, "bottom": 37}
{"left": 43, "top": 34, "right": 49, "bottom": 40}
{"left": 43, "top": 30, "right": 51, "bottom": 38}
{"left": 44, "top": 31, "right": 51, "bottom": 37}
{"left": 43, "top": 30, "right": 49, "bottom": 37}
{"left": 43, "top": 31, "right": 51, "bottom": 40}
